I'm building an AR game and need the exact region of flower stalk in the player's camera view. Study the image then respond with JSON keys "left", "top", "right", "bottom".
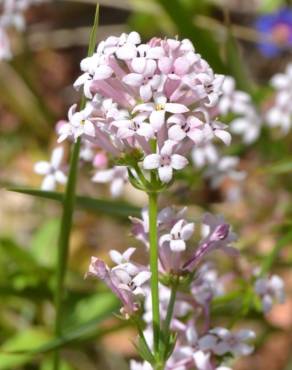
{"left": 148, "top": 191, "right": 160, "bottom": 357}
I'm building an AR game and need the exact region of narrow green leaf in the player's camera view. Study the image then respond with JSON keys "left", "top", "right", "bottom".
{"left": 8, "top": 187, "right": 141, "bottom": 218}
{"left": 261, "top": 160, "right": 292, "bottom": 175}
{"left": 224, "top": 29, "right": 253, "bottom": 94}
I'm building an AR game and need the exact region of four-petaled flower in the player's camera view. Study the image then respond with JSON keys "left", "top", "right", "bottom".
{"left": 34, "top": 147, "right": 67, "bottom": 191}
{"left": 143, "top": 140, "right": 188, "bottom": 183}
{"left": 160, "top": 219, "right": 195, "bottom": 252}
{"left": 58, "top": 103, "right": 95, "bottom": 142}
{"left": 134, "top": 93, "right": 189, "bottom": 132}
{"left": 254, "top": 274, "right": 285, "bottom": 313}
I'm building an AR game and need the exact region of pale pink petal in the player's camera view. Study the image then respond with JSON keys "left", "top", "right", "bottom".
{"left": 150, "top": 110, "right": 165, "bottom": 131}
{"left": 123, "top": 73, "right": 143, "bottom": 87}
{"left": 116, "top": 44, "right": 137, "bottom": 60}
{"left": 158, "top": 165, "right": 173, "bottom": 182}
{"left": 165, "top": 103, "right": 189, "bottom": 113}
{"left": 55, "top": 171, "right": 67, "bottom": 184}
{"left": 131, "top": 57, "right": 147, "bottom": 74}
{"left": 41, "top": 175, "right": 56, "bottom": 191}
{"left": 94, "top": 65, "right": 113, "bottom": 80}
{"left": 123, "top": 247, "right": 136, "bottom": 261}
{"left": 111, "top": 178, "right": 124, "bottom": 197}
{"left": 132, "top": 271, "right": 151, "bottom": 286}
{"left": 168, "top": 125, "right": 186, "bottom": 141}
{"left": 160, "top": 140, "right": 176, "bottom": 156}
{"left": 109, "top": 250, "right": 123, "bottom": 264}
{"left": 181, "top": 223, "right": 195, "bottom": 240}
{"left": 84, "top": 121, "right": 96, "bottom": 137}
{"left": 171, "top": 154, "right": 188, "bottom": 170}
{"left": 147, "top": 46, "right": 164, "bottom": 59}
{"left": 34, "top": 161, "right": 50, "bottom": 175}
{"left": 73, "top": 73, "right": 90, "bottom": 89}
{"left": 51, "top": 147, "right": 63, "bottom": 169}
{"left": 137, "top": 123, "right": 154, "bottom": 139}
{"left": 193, "top": 351, "right": 212, "bottom": 370}
{"left": 174, "top": 57, "right": 190, "bottom": 75}
{"left": 215, "top": 130, "right": 231, "bottom": 145}
{"left": 170, "top": 239, "right": 186, "bottom": 252}
{"left": 187, "top": 129, "right": 204, "bottom": 143}
{"left": 158, "top": 57, "right": 172, "bottom": 74}
{"left": 127, "top": 31, "right": 141, "bottom": 45}
{"left": 143, "top": 154, "right": 160, "bottom": 170}
{"left": 140, "top": 84, "right": 152, "bottom": 102}
{"left": 92, "top": 169, "right": 114, "bottom": 183}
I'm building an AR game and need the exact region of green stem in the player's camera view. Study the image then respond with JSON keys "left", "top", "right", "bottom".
{"left": 135, "top": 318, "right": 154, "bottom": 359}
{"left": 162, "top": 279, "right": 178, "bottom": 360}
{"left": 53, "top": 5, "right": 99, "bottom": 370}
{"left": 148, "top": 192, "right": 160, "bottom": 356}
{"left": 162, "top": 280, "right": 178, "bottom": 339}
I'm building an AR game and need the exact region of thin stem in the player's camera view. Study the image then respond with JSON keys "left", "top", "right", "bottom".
{"left": 53, "top": 5, "right": 99, "bottom": 370}
{"left": 135, "top": 318, "right": 154, "bottom": 358}
{"left": 162, "top": 279, "right": 178, "bottom": 340}
{"left": 148, "top": 192, "right": 160, "bottom": 356}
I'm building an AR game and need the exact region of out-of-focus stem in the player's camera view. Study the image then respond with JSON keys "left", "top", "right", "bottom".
{"left": 53, "top": 5, "right": 99, "bottom": 370}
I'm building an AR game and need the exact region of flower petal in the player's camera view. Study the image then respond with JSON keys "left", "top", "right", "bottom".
{"left": 158, "top": 165, "right": 173, "bottom": 183}
{"left": 143, "top": 154, "right": 160, "bottom": 170}
{"left": 171, "top": 154, "right": 188, "bottom": 170}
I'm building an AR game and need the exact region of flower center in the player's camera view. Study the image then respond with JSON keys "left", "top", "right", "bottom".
{"left": 181, "top": 122, "right": 191, "bottom": 133}
{"left": 155, "top": 103, "right": 165, "bottom": 111}
{"left": 160, "top": 155, "right": 171, "bottom": 167}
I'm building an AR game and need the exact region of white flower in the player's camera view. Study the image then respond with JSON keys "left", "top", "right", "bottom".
{"left": 160, "top": 219, "right": 194, "bottom": 252}
{"left": 143, "top": 140, "right": 188, "bottom": 183}
{"left": 192, "top": 142, "right": 218, "bottom": 168}
{"left": 112, "top": 267, "right": 151, "bottom": 297}
{"left": 254, "top": 274, "right": 285, "bottom": 313}
{"left": 204, "top": 156, "right": 246, "bottom": 189}
{"left": 218, "top": 76, "right": 251, "bottom": 116}
{"left": 109, "top": 247, "right": 138, "bottom": 276}
{"left": 266, "top": 64, "right": 292, "bottom": 134}
{"left": 230, "top": 107, "right": 262, "bottom": 144}
{"left": 92, "top": 165, "right": 128, "bottom": 198}
{"left": 113, "top": 114, "right": 154, "bottom": 140}
{"left": 58, "top": 104, "right": 95, "bottom": 142}
{"left": 34, "top": 147, "right": 67, "bottom": 191}
{"left": 134, "top": 93, "right": 189, "bottom": 132}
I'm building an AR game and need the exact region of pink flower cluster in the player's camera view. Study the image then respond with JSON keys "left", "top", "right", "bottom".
{"left": 88, "top": 206, "right": 254, "bottom": 370}
{"left": 58, "top": 32, "right": 231, "bottom": 187}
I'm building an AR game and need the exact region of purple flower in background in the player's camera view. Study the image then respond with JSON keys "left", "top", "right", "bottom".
{"left": 255, "top": 7, "right": 292, "bottom": 57}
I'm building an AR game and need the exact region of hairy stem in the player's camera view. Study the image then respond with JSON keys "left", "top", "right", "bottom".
{"left": 148, "top": 192, "right": 160, "bottom": 356}
{"left": 53, "top": 5, "right": 99, "bottom": 369}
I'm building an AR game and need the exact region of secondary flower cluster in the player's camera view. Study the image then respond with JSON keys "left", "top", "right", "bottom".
{"left": 217, "top": 76, "right": 262, "bottom": 145}
{"left": 0, "top": 0, "right": 45, "bottom": 60}
{"left": 88, "top": 207, "right": 256, "bottom": 370}
{"left": 266, "top": 63, "right": 292, "bottom": 133}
